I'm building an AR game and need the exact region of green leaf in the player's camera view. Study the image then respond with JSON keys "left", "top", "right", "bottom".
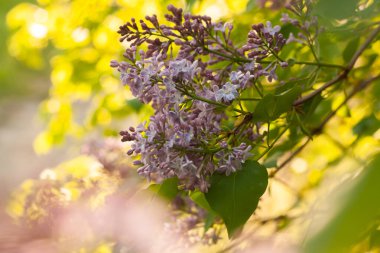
{"left": 304, "top": 154, "right": 380, "bottom": 253}
{"left": 189, "top": 191, "right": 218, "bottom": 233}
{"left": 185, "top": 0, "right": 197, "bottom": 11}
{"left": 302, "top": 93, "right": 323, "bottom": 117}
{"left": 263, "top": 151, "right": 282, "bottom": 168}
{"left": 253, "top": 86, "right": 302, "bottom": 121}
{"left": 253, "top": 94, "right": 277, "bottom": 121}
{"left": 205, "top": 160, "right": 268, "bottom": 238}
{"left": 286, "top": 58, "right": 296, "bottom": 67}
{"left": 240, "top": 87, "right": 260, "bottom": 113}
{"left": 353, "top": 114, "right": 380, "bottom": 137}
{"left": 126, "top": 98, "right": 143, "bottom": 112}
{"left": 295, "top": 112, "right": 312, "bottom": 138}
{"left": 245, "top": 0, "right": 256, "bottom": 12}
{"left": 208, "top": 60, "right": 231, "bottom": 70}
{"left": 301, "top": 94, "right": 332, "bottom": 128}
{"left": 148, "top": 177, "right": 179, "bottom": 201}
{"left": 275, "top": 86, "right": 302, "bottom": 112}
{"left": 314, "top": 0, "right": 358, "bottom": 20}
{"left": 343, "top": 38, "right": 360, "bottom": 62}
{"left": 204, "top": 212, "right": 217, "bottom": 233}
{"left": 190, "top": 190, "right": 213, "bottom": 212}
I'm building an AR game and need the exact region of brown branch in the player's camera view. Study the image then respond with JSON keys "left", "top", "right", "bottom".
{"left": 346, "top": 25, "right": 380, "bottom": 70}
{"left": 313, "top": 74, "right": 380, "bottom": 133}
{"left": 293, "top": 25, "right": 380, "bottom": 106}
{"left": 271, "top": 74, "right": 380, "bottom": 177}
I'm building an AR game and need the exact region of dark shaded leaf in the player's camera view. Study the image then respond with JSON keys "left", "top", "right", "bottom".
{"left": 295, "top": 112, "right": 312, "bottom": 138}
{"left": 343, "top": 37, "right": 360, "bottom": 62}
{"left": 353, "top": 114, "right": 380, "bottom": 137}
{"left": 253, "top": 86, "right": 302, "bottom": 121}
{"left": 301, "top": 95, "right": 332, "bottom": 128}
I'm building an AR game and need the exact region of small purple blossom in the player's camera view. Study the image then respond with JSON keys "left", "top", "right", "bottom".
{"left": 215, "top": 82, "right": 239, "bottom": 102}
{"left": 216, "top": 143, "right": 252, "bottom": 176}
{"left": 214, "top": 22, "right": 233, "bottom": 33}
{"left": 280, "top": 13, "right": 299, "bottom": 26}
{"left": 286, "top": 32, "right": 304, "bottom": 44}
{"left": 263, "top": 21, "right": 281, "bottom": 36}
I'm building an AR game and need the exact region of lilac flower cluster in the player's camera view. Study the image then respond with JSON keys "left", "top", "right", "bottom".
{"left": 112, "top": 5, "right": 287, "bottom": 191}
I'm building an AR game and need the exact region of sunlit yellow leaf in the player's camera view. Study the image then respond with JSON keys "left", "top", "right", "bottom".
{"left": 51, "top": 57, "right": 73, "bottom": 85}
{"left": 353, "top": 136, "right": 380, "bottom": 159}
{"left": 6, "top": 3, "right": 39, "bottom": 29}
{"left": 34, "top": 131, "right": 54, "bottom": 154}
{"left": 195, "top": 0, "right": 230, "bottom": 19}
{"left": 96, "top": 108, "right": 112, "bottom": 126}
{"left": 56, "top": 156, "right": 102, "bottom": 179}
{"left": 308, "top": 169, "right": 323, "bottom": 186}
{"left": 225, "top": 0, "right": 249, "bottom": 14}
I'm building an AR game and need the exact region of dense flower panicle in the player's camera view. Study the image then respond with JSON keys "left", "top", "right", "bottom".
{"left": 113, "top": 5, "right": 288, "bottom": 191}
{"left": 241, "top": 22, "right": 286, "bottom": 62}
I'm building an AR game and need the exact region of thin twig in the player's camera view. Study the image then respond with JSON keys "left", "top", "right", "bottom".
{"left": 314, "top": 74, "right": 380, "bottom": 132}
{"left": 270, "top": 138, "right": 311, "bottom": 177}
{"left": 293, "top": 25, "right": 380, "bottom": 106}
{"left": 257, "top": 125, "right": 290, "bottom": 160}
{"left": 271, "top": 74, "right": 380, "bottom": 177}
{"left": 347, "top": 25, "right": 380, "bottom": 70}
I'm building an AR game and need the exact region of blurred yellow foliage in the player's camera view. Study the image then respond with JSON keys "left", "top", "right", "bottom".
{"left": 6, "top": 0, "right": 259, "bottom": 153}
{"left": 6, "top": 0, "right": 156, "bottom": 152}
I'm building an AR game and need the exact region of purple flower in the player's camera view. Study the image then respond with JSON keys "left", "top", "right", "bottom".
{"left": 263, "top": 21, "right": 281, "bottom": 36}
{"left": 216, "top": 143, "right": 252, "bottom": 175}
{"left": 229, "top": 71, "right": 244, "bottom": 83}
{"left": 280, "top": 13, "right": 299, "bottom": 26}
{"left": 215, "top": 82, "right": 239, "bottom": 102}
